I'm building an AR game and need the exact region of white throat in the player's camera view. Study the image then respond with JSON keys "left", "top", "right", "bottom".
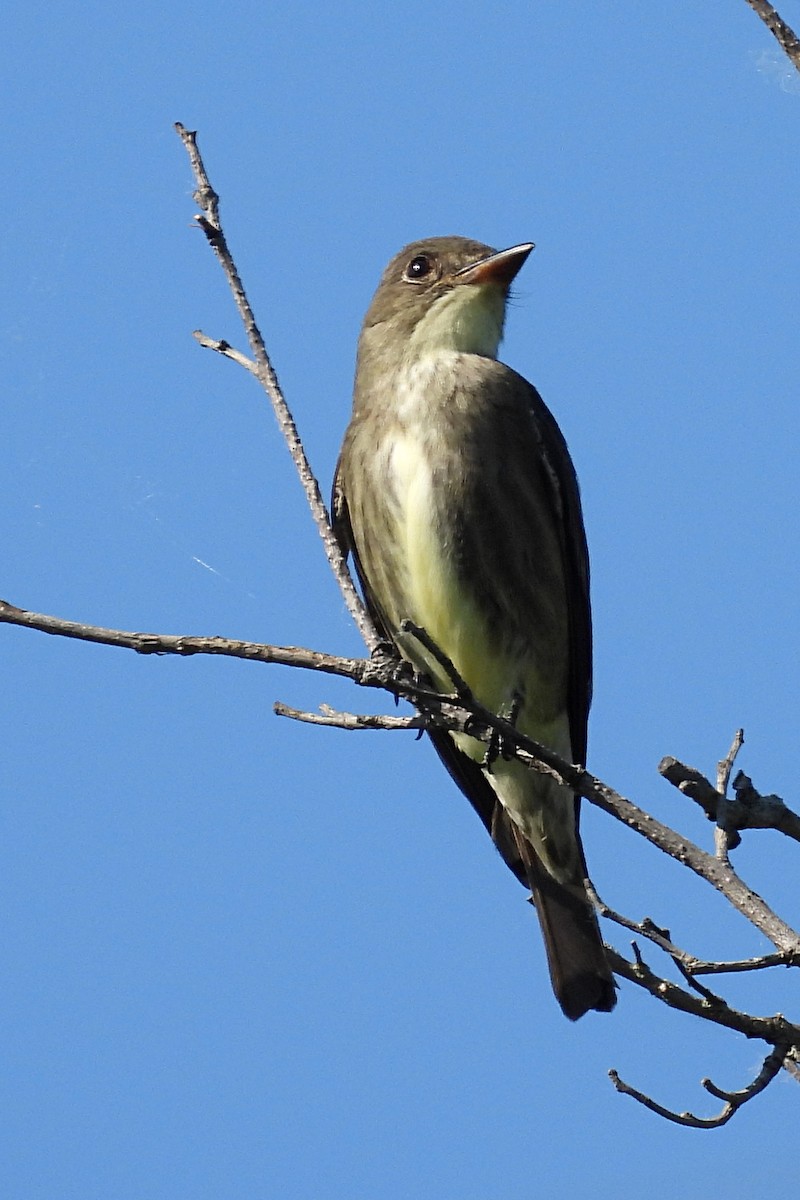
{"left": 407, "top": 284, "right": 506, "bottom": 359}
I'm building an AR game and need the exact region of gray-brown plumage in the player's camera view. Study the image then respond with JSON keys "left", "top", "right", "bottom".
{"left": 333, "top": 236, "right": 616, "bottom": 1019}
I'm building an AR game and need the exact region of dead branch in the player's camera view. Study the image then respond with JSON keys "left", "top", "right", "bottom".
{"left": 174, "top": 122, "right": 378, "bottom": 654}
{"left": 744, "top": 0, "right": 800, "bottom": 73}
{"left": 660, "top": 756, "right": 800, "bottom": 846}
{"left": 610, "top": 1041, "right": 790, "bottom": 1128}
{"left": 4, "top": 592, "right": 798, "bottom": 962}
{"left": 605, "top": 946, "right": 799, "bottom": 1044}
{"left": 273, "top": 702, "right": 423, "bottom": 731}
{"left": 589, "top": 886, "right": 800, "bottom": 978}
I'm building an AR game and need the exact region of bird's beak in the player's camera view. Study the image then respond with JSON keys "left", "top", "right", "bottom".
{"left": 455, "top": 242, "right": 535, "bottom": 288}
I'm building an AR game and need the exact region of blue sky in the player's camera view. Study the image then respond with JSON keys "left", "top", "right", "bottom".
{"left": 2, "top": 2, "right": 799, "bottom": 1196}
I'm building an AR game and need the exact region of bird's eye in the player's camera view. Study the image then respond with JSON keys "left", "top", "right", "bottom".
{"left": 404, "top": 254, "right": 433, "bottom": 282}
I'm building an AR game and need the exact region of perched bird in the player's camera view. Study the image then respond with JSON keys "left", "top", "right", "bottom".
{"left": 333, "top": 236, "right": 616, "bottom": 1020}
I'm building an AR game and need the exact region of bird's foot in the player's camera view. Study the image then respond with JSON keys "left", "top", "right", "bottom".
{"left": 484, "top": 691, "right": 523, "bottom": 770}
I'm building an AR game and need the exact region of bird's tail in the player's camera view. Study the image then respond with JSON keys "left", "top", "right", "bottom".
{"left": 512, "top": 825, "right": 616, "bottom": 1021}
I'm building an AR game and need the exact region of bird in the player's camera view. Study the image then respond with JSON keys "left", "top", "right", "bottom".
{"left": 332, "top": 236, "right": 616, "bottom": 1020}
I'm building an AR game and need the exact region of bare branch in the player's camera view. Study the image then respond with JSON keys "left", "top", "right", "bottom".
{"left": 732, "top": 770, "right": 800, "bottom": 843}
{"left": 5, "top": 592, "right": 799, "bottom": 957}
{"left": 659, "top": 755, "right": 741, "bottom": 853}
{"left": 660, "top": 756, "right": 800, "bottom": 846}
{"left": 714, "top": 729, "right": 746, "bottom": 860}
{"left": 174, "top": 122, "right": 379, "bottom": 654}
{"left": 274, "top": 701, "right": 423, "bottom": 731}
{"left": 609, "top": 1041, "right": 790, "bottom": 1128}
{"left": 193, "top": 331, "right": 257, "bottom": 375}
{"left": 0, "top": 599, "right": 369, "bottom": 681}
{"left": 718, "top": 728, "right": 745, "bottom": 795}
{"left": 575, "top": 768, "right": 800, "bottom": 955}
{"left": 589, "top": 886, "right": 800, "bottom": 979}
{"left": 783, "top": 1052, "right": 800, "bottom": 1082}
{"left": 686, "top": 953, "right": 798, "bottom": 976}
{"left": 605, "top": 946, "right": 800, "bottom": 1044}
{"left": 744, "top": 0, "right": 800, "bottom": 73}
{"left": 660, "top": 756, "right": 726, "bottom": 816}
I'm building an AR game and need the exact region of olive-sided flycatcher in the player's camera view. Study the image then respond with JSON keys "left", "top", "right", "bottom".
{"left": 333, "top": 237, "right": 616, "bottom": 1020}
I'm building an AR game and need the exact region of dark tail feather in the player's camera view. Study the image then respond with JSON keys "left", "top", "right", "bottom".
{"left": 512, "top": 827, "right": 617, "bottom": 1021}
{"left": 426, "top": 728, "right": 615, "bottom": 1018}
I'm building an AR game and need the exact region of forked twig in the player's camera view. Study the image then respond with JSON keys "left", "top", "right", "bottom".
{"left": 609, "top": 1041, "right": 790, "bottom": 1128}
{"left": 174, "top": 122, "right": 378, "bottom": 653}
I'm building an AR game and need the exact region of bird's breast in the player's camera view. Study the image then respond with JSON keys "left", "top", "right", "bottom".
{"left": 378, "top": 429, "right": 457, "bottom": 639}
{"left": 374, "top": 420, "right": 513, "bottom": 710}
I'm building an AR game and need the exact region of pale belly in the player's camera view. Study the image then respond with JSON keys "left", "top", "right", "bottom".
{"left": 377, "top": 431, "right": 578, "bottom": 880}
{"left": 382, "top": 433, "right": 510, "bottom": 703}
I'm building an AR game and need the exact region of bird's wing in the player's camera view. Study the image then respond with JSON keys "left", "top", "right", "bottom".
{"left": 424, "top": 368, "right": 591, "bottom": 883}
{"left": 520, "top": 374, "right": 592, "bottom": 767}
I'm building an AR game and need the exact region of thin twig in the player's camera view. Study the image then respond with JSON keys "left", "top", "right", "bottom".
{"left": 609, "top": 1041, "right": 790, "bottom": 1128}
{"left": 686, "top": 952, "right": 798, "bottom": 975}
{"left": 0, "top": 599, "right": 370, "bottom": 680}
{"left": 576, "top": 770, "right": 800, "bottom": 956}
{"left": 714, "top": 729, "right": 746, "bottom": 859}
{"left": 589, "top": 886, "right": 799, "bottom": 977}
{"left": 174, "top": 122, "right": 379, "bottom": 654}
{"left": 605, "top": 946, "right": 800, "bottom": 1045}
{"left": 744, "top": 0, "right": 800, "bottom": 73}
{"left": 193, "top": 332, "right": 257, "bottom": 374}
{"left": 718, "top": 729, "right": 745, "bottom": 795}
{"left": 274, "top": 701, "right": 423, "bottom": 730}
